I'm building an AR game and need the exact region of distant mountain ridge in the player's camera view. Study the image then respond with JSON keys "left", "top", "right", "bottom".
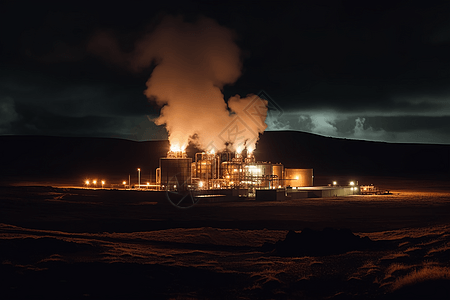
{"left": 0, "top": 135, "right": 168, "bottom": 181}
{"left": 1, "top": 131, "right": 449, "bottom": 181}
{"left": 255, "top": 131, "right": 450, "bottom": 176}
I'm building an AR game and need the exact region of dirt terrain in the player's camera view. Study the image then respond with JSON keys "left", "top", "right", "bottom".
{"left": 1, "top": 179, "right": 450, "bottom": 299}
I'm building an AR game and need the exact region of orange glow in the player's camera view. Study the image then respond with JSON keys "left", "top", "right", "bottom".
{"left": 93, "top": 180, "right": 97, "bottom": 185}
{"left": 85, "top": 180, "right": 90, "bottom": 185}
{"left": 92, "top": 16, "right": 268, "bottom": 153}
{"left": 284, "top": 169, "right": 313, "bottom": 187}
{"left": 170, "top": 144, "right": 186, "bottom": 152}
{"left": 236, "top": 146, "right": 243, "bottom": 154}
{"left": 101, "top": 180, "right": 105, "bottom": 185}
{"left": 122, "top": 181, "right": 127, "bottom": 185}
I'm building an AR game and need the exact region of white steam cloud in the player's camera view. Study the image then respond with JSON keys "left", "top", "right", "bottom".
{"left": 89, "top": 15, "right": 268, "bottom": 151}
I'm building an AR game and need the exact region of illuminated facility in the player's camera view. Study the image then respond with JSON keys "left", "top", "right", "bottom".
{"left": 83, "top": 145, "right": 360, "bottom": 199}
{"left": 155, "top": 146, "right": 315, "bottom": 198}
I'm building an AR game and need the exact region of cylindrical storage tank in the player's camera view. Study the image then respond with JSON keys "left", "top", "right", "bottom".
{"left": 247, "top": 163, "right": 272, "bottom": 188}
{"left": 221, "top": 161, "right": 242, "bottom": 186}
{"left": 196, "top": 159, "right": 213, "bottom": 181}
{"left": 191, "top": 162, "right": 196, "bottom": 180}
{"left": 284, "top": 168, "right": 313, "bottom": 187}
{"left": 259, "top": 163, "right": 272, "bottom": 188}
{"left": 258, "top": 163, "right": 273, "bottom": 177}
{"left": 272, "top": 164, "right": 284, "bottom": 187}
{"left": 156, "top": 167, "right": 161, "bottom": 185}
{"left": 160, "top": 158, "right": 192, "bottom": 191}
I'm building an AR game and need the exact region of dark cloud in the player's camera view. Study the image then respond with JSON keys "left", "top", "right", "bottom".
{"left": 9, "top": 99, "right": 165, "bottom": 140}
{"left": 364, "top": 116, "right": 450, "bottom": 134}
{"left": 1, "top": 0, "right": 449, "bottom": 144}
{"left": 0, "top": 68, "right": 155, "bottom": 116}
{"left": 0, "top": 96, "right": 19, "bottom": 133}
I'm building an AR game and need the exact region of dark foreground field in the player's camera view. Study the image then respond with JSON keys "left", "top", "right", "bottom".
{"left": 1, "top": 179, "right": 450, "bottom": 299}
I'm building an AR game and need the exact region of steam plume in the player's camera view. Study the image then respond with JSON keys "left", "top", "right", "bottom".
{"left": 90, "top": 15, "right": 268, "bottom": 151}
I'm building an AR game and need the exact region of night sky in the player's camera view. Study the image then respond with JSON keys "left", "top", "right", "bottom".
{"left": 1, "top": 0, "right": 450, "bottom": 144}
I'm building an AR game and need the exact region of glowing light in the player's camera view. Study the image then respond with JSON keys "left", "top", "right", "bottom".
{"left": 209, "top": 148, "right": 215, "bottom": 155}
{"left": 199, "top": 181, "right": 204, "bottom": 188}
{"left": 147, "top": 182, "right": 150, "bottom": 186}
{"left": 85, "top": 180, "right": 90, "bottom": 185}
{"left": 333, "top": 181, "right": 337, "bottom": 186}
{"left": 236, "top": 146, "right": 243, "bottom": 154}
{"left": 122, "top": 181, "right": 127, "bottom": 185}
{"left": 170, "top": 144, "right": 185, "bottom": 152}
{"left": 247, "top": 146, "right": 254, "bottom": 155}
{"left": 230, "top": 181, "right": 234, "bottom": 185}
{"left": 101, "top": 180, "right": 105, "bottom": 185}
{"left": 93, "top": 180, "right": 97, "bottom": 185}
{"left": 350, "top": 181, "right": 355, "bottom": 186}
{"left": 295, "top": 176, "right": 299, "bottom": 180}
{"left": 137, "top": 169, "right": 141, "bottom": 188}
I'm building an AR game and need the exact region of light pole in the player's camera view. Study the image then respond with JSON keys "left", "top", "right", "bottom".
{"left": 137, "top": 168, "right": 141, "bottom": 189}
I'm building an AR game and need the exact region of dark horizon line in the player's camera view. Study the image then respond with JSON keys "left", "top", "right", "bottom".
{"left": 1, "top": 130, "right": 450, "bottom": 147}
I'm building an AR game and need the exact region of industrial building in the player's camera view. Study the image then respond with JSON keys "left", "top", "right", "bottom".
{"left": 154, "top": 147, "right": 358, "bottom": 201}
{"left": 157, "top": 148, "right": 311, "bottom": 190}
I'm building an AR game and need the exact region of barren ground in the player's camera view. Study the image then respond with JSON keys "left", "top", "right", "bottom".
{"left": 1, "top": 178, "right": 450, "bottom": 299}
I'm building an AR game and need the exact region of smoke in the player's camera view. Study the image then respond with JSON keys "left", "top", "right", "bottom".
{"left": 89, "top": 15, "right": 268, "bottom": 151}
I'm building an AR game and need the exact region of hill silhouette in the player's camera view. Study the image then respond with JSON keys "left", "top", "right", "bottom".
{"left": 255, "top": 131, "right": 450, "bottom": 177}
{"left": 0, "top": 135, "right": 168, "bottom": 182}
{"left": 0, "top": 131, "right": 449, "bottom": 182}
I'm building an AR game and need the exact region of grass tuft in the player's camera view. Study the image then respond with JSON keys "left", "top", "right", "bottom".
{"left": 391, "top": 266, "right": 450, "bottom": 291}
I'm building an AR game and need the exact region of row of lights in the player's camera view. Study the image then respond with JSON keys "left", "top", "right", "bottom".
{"left": 85, "top": 179, "right": 105, "bottom": 188}
{"left": 84, "top": 179, "right": 152, "bottom": 189}
{"left": 87, "top": 167, "right": 144, "bottom": 189}
{"left": 332, "top": 181, "right": 356, "bottom": 186}
{"left": 85, "top": 168, "right": 151, "bottom": 190}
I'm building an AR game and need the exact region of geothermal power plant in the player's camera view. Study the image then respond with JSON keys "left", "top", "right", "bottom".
{"left": 154, "top": 146, "right": 359, "bottom": 201}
